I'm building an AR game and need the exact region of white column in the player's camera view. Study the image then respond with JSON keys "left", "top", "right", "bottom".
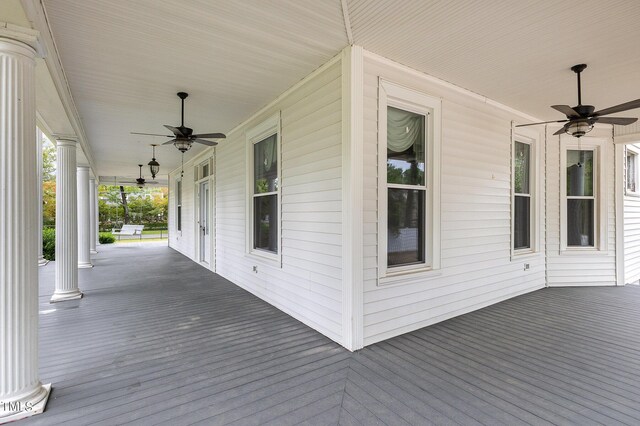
{"left": 37, "top": 130, "right": 48, "bottom": 266}
{"left": 89, "top": 177, "right": 97, "bottom": 254}
{"left": 51, "top": 139, "right": 83, "bottom": 302}
{"left": 95, "top": 181, "right": 100, "bottom": 247}
{"left": 77, "top": 166, "right": 93, "bottom": 268}
{"left": 0, "top": 29, "right": 51, "bottom": 424}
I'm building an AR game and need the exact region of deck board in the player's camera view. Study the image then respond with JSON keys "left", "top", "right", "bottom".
{"left": 23, "top": 242, "right": 640, "bottom": 425}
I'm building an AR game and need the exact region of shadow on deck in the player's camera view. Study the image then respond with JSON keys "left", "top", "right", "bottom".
{"left": 27, "top": 243, "right": 640, "bottom": 425}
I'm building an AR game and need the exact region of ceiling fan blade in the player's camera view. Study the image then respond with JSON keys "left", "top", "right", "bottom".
{"left": 130, "top": 132, "right": 173, "bottom": 137}
{"left": 193, "top": 139, "right": 218, "bottom": 146}
{"left": 162, "top": 139, "right": 177, "bottom": 145}
{"left": 594, "top": 99, "right": 640, "bottom": 117}
{"left": 553, "top": 124, "right": 569, "bottom": 136}
{"left": 164, "top": 125, "right": 186, "bottom": 137}
{"left": 515, "top": 119, "right": 569, "bottom": 128}
{"left": 551, "top": 105, "right": 581, "bottom": 118}
{"left": 193, "top": 133, "right": 226, "bottom": 139}
{"left": 595, "top": 117, "right": 638, "bottom": 126}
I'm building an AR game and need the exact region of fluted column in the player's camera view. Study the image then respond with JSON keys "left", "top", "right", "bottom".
{"left": 77, "top": 167, "right": 92, "bottom": 268}
{"left": 37, "top": 130, "right": 48, "bottom": 266}
{"left": 0, "top": 29, "right": 51, "bottom": 424}
{"left": 89, "top": 178, "right": 98, "bottom": 254}
{"left": 95, "top": 181, "right": 100, "bottom": 247}
{"left": 51, "top": 139, "right": 83, "bottom": 302}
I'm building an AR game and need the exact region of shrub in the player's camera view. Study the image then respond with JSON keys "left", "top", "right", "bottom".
{"left": 99, "top": 232, "right": 116, "bottom": 244}
{"left": 42, "top": 228, "right": 55, "bottom": 261}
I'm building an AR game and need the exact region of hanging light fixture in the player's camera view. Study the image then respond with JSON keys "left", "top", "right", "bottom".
{"left": 148, "top": 144, "right": 160, "bottom": 179}
{"left": 174, "top": 139, "right": 192, "bottom": 153}
{"left": 136, "top": 164, "right": 146, "bottom": 188}
{"left": 565, "top": 120, "right": 594, "bottom": 138}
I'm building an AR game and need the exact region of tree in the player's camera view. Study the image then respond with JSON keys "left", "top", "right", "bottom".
{"left": 42, "top": 141, "right": 56, "bottom": 182}
{"left": 42, "top": 181, "right": 56, "bottom": 225}
{"left": 119, "top": 186, "right": 131, "bottom": 224}
{"left": 98, "top": 185, "right": 168, "bottom": 229}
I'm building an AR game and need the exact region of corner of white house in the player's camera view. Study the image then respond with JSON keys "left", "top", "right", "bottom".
{"left": 167, "top": 44, "right": 628, "bottom": 351}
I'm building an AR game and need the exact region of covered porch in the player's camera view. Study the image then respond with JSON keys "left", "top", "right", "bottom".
{"left": 28, "top": 243, "right": 640, "bottom": 425}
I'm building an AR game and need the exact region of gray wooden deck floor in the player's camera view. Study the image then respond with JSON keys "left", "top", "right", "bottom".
{"left": 26, "top": 242, "right": 640, "bottom": 425}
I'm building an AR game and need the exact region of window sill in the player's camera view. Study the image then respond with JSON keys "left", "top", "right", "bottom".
{"left": 560, "top": 247, "right": 607, "bottom": 255}
{"left": 378, "top": 267, "right": 441, "bottom": 287}
{"left": 246, "top": 250, "right": 282, "bottom": 267}
{"left": 510, "top": 250, "right": 540, "bottom": 261}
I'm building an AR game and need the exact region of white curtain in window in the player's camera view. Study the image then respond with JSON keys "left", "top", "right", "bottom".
{"left": 260, "top": 134, "right": 277, "bottom": 174}
{"left": 387, "top": 107, "right": 424, "bottom": 159}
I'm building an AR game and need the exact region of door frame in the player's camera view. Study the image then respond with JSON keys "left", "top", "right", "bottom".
{"left": 194, "top": 158, "right": 215, "bottom": 271}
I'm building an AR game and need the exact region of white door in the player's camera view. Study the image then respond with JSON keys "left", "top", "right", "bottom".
{"left": 199, "top": 180, "right": 210, "bottom": 264}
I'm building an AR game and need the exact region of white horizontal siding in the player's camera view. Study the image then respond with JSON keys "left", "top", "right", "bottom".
{"left": 361, "top": 53, "right": 546, "bottom": 346}
{"left": 168, "top": 165, "right": 197, "bottom": 259}
{"left": 171, "top": 60, "right": 344, "bottom": 345}
{"left": 545, "top": 128, "right": 617, "bottom": 287}
{"left": 624, "top": 144, "right": 640, "bottom": 284}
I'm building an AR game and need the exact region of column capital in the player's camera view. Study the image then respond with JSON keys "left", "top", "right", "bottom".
{"left": 77, "top": 165, "right": 90, "bottom": 171}
{"left": 54, "top": 136, "right": 78, "bottom": 148}
{"left": 0, "top": 22, "right": 45, "bottom": 57}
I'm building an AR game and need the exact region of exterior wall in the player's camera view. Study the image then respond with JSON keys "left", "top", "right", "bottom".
{"left": 168, "top": 165, "right": 197, "bottom": 259}
{"left": 624, "top": 142, "right": 640, "bottom": 284}
{"left": 169, "top": 58, "right": 344, "bottom": 345}
{"left": 361, "top": 52, "right": 546, "bottom": 346}
{"left": 545, "top": 128, "right": 617, "bottom": 287}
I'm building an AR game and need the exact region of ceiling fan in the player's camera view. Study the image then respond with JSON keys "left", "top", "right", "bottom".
{"left": 131, "top": 92, "right": 226, "bottom": 152}
{"left": 516, "top": 64, "right": 640, "bottom": 137}
{"left": 110, "top": 165, "right": 158, "bottom": 188}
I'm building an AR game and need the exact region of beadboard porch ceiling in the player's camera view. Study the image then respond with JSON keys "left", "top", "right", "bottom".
{"left": 40, "top": 0, "right": 640, "bottom": 179}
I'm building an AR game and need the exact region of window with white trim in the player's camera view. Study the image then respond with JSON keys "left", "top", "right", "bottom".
{"left": 566, "top": 149, "right": 595, "bottom": 247}
{"left": 378, "top": 80, "right": 441, "bottom": 280}
{"left": 247, "top": 113, "right": 281, "bottom": 259}
{"left": 176, "top": 178, "right": 182, "bottom": 232}
{"left": 626, "top": 148, "right": 638, "bottom": 195}
{"left": 513, "top": 140, "right": 533, "bottom": 251}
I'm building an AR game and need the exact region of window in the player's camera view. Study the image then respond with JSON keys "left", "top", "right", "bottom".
{"left": 247, "top": 113, "right": 281, "bottom": 259}
{"left": 626, "top": 148, "right": 638, "bottom": 194}
{"left": 198, "top": 159, "right": 211, "bottom": 180}
{"left": 560, "top": 138, "right": 607, "bottom": 252}
{"left": 566, "top": 149, "right": 595, "bottom": 247}
{"left": 176, "top": 179, "right": 182, "bottom": 232}
{"left": 513, "top": 140, "right": 532, "bottom": 251}
{"left": 387, "top": 106, "right": 426, "bottom": 266}
{"left": 378, "top": 80, "right": 441, "bottom": 280}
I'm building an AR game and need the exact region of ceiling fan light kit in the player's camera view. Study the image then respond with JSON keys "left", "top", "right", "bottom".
{"left": 516, "top": 64, "right": 640, "bottom": 138}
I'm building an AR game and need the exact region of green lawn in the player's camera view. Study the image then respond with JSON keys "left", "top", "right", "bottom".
{"left": 141, "top": 229, "right": 167, "bottom": 235}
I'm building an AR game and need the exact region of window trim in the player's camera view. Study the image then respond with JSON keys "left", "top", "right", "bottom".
{"left": 511, "top": 127, "right": 539, "bottom": 257}
{"left": 246, "top": 112, "right": 282, "bottom": 264}
{"left": 559, "top": 137, "right": 607, "bottom": 253}
{"left": 377, "top": 79, "right": 441, "bottom": 283}
{"left": 625, "top": 145, "right": 640, "bottom": 197}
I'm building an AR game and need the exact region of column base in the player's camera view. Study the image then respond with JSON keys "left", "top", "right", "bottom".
{"left": 78, "top": 262, "right": 93, "bottom": 269}
{"left": 90, "top": 250, "right": 98, "bottom": 254}
{"left": 38, "top": 256, "right": 50, "bottom": 266}
{"left": 50, "top": 290, "right": 83, "bottom": 303}
{"left": 0, "top": 383, "right": 51, "bottom": 425}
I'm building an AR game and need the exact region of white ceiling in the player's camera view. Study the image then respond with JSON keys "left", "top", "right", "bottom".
{"left": 39, "top": 0, "right": 640, "bottom": 180}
